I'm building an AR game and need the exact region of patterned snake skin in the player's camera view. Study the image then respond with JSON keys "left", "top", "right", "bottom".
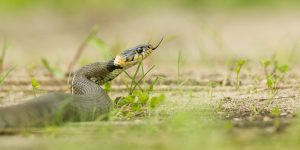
{"left": 0, "top": 61, "right": 123, "bottom": 129}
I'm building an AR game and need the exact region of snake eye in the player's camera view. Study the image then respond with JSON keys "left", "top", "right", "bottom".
{"left": 137, "top": 47, "right": 143, "bottom": 54}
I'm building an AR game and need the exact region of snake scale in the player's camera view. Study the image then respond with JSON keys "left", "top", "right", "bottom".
{"left": 0, "top": 39, "right": 162, "bottom": 129}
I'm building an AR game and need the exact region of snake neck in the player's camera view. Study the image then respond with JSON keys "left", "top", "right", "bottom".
{"left": 97, "top": 59, "right": 124, "bottom": 85}
{"left": 71, "top": 59, "right": 125, "bottom": 94}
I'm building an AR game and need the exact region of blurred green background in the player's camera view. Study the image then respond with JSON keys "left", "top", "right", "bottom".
{"left": 1, "top": 0, "right": 300, "bottom": 12}
{"left": 0, "top": 0, "right": 300, "bottom": 70}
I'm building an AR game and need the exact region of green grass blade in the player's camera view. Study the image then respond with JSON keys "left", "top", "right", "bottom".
{"left": 0, "top": 65, "right": 16, "bottom": 85}
{"left": 0, "top": 38, "right": 9, "bottom": 73}
{"left": 131, "top": 65, "right": 155, "bottom": 92}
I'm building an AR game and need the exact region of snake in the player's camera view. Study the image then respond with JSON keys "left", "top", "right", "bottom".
{"left": 0, "top": 39, "right": 162, "bottom": 129}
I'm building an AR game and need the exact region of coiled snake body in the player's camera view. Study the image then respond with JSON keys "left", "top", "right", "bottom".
{"left": 0, "top": 40, "right": 162, "bottom": 129}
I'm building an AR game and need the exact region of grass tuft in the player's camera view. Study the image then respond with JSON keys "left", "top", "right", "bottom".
{"left": 234, "top": 59, "right": 247, "bottom": 90}
{"left": 31, "top": 77, "right": 40, "bottom": 96}
{"left": 260, "top": 59, "right": 289, "bottom": 101}
{"left": 112, "top": 62, "right": 165, "bottom": 120}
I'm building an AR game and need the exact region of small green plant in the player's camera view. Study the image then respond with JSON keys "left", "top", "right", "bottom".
{"left": 0, "top": 39, "right": 16, "bottom": 85}
{"left": 103, "top": 82, "right": 111, "bottom": 93}
{"left": 41, "top": 58, "right": 64, "bottom": 78}
{"left": 277, "top": 64, "right": 289, "bottom": 79}
{"left": 246, "top": 67, "right": 259, "bottom": 94}
{"left": 114, "top": 90, "right": 165, "bottom": 119}
{"left": 0, "top": 66, "right": 15, "bottom": 86}
{"left": 0, "top": 38, "right": 9, "bottom": 73}
{"left": 271, "top": 106, "right": 281, "bottom": 117}
{"left": 31, "top": 77, "right": 40, "bottom": 96}
{"left": 234, "top": 59, "right": 246, "bottom": 90}
{"left": 112, "top": 62, "right": 165, "bottom": 120}
{"left": 260, "top": 60, "right": 272, "bottom": 78}
{"left": 124, "top": 62, "right": 155, "bottom": 95}
{"left": 266, "top": 74, "right": 280, "bottom": 100}
{"left": 260, "top": 59, "right": 289, "bottom": 101}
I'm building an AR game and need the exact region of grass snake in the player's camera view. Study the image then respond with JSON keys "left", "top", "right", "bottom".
{"left": 0, "top": 39, "right": 162, "bottom": 129}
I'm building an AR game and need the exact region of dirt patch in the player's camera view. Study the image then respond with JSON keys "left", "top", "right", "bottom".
{"left": 1, "top": 68, "right": 300, "bottom": 132}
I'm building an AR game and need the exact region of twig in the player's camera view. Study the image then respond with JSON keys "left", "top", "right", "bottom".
{"left": 67, "top": 27, "right": 99, "bottom": 74}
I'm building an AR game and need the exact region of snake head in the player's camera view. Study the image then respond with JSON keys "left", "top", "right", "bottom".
{"left": 113, "top": 38, "right": 163, "bottom": 69}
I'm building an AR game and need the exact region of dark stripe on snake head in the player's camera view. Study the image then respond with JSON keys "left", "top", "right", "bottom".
{"left": 107, "top": 59, "right": 123, "bottom": 72}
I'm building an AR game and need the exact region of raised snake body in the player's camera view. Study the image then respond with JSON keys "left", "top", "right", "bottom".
{"left": 0, "top": 40, "right": 162, "bottom": 129}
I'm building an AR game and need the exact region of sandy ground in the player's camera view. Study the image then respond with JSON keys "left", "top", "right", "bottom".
{"left": 1, "top": 67, "right": 299, "bottom": 121}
